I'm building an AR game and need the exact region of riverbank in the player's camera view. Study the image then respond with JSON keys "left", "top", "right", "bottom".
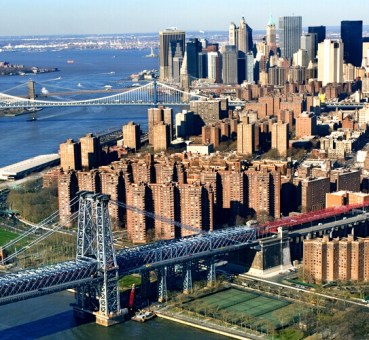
{"left": 156, "top": 307, "right": 263, "bottom": 340}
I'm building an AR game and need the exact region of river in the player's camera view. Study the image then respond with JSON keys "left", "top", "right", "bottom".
{"left": 0, "top": 48, "right": 164, "bottom": 168}
{"left": 0, "top": 48, "right": 221, "bottom": 338}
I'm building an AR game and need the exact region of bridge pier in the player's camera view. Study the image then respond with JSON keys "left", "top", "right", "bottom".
{"left": 183, "top": 262, "right": 193, "bottom": 294}
{"left": 207, "top": 258, "right": 216, "bottom": 286}
{"left": 157, "top": 267, "right": 167, "bottom": 302}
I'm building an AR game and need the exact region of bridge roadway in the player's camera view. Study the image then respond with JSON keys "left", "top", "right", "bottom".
{"left": 1, "top": 211, "right": 367, "bottom": 306}
{"left": 0, "top": 225, "right": 256, "bottom": 305}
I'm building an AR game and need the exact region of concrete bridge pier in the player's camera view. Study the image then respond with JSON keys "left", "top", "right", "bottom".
{"left": 182, "top": 261, "right": 193, "bottom": 294}
{"left": 157, "top": 267, "right": 167, "bottom": 302}
{"left": 207, "top": 258, "right": 216, "bottom": 286}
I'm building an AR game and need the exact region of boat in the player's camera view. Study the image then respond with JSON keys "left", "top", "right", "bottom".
{"left": 67, "top": 60, "right": 74, "bottom": 64}
{"left": 27, "top": 116, "right": 37, "bottom": 122}
{"left": 131, "top": 310, "right": 156, "bottom": 322}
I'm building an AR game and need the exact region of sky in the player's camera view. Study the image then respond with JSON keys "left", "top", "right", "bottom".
{"left": 0, "top": 0, "right": 368, "bottom": 36}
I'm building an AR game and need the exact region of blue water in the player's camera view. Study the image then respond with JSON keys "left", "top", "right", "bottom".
{"left": 0, "top": 49, "right": 222, "bottom": 338}
{"left": 0, "top": 49, "right": 160, "bottom": 167}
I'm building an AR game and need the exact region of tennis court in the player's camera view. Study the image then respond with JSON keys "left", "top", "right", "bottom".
{"left": 185, "top": 287, "right": 296, "bottom": 329}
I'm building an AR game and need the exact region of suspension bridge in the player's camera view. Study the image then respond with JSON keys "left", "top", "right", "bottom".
{"left": 0, "top": 192, "right": 258, "bottom": 326}
{"left": 0, "top": 192, "right": 369, "bottom": 326}
{"left": 0, "top": 79, "right": 208, "bottom": 109}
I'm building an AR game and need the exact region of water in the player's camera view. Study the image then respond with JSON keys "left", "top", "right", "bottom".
{"left": 0, "top": 49, "right": 159, "bottom": 167}
{"left": 0, "top": 49, "right": 219, "bottom": 338}
{"left": 0, "top": 291, "right": 224, "bottom": 339}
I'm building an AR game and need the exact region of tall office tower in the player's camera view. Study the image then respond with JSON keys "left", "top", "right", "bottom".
{"left": 271, "top": 121, "right": 289, "bottom": 157}
{"left": 77, "top": 170, "right": 100, "bottom": 193}
{"left": 177, "top": 183, "right": 213, "bottom": 237}
{"left": 153, "top": 122, "right": 170, "bottom": 152}
{"left": 266, "top": 15, "right": 277, "bottom": 56}
{"left": 229, "top": 22, "right": 238, "bottom": 48}
{"left": 159, "top": 28, "right": 185, "bottom": 81}
{"left": 245, "top": 52, "right": 254, "bottom": 82}
{"left": 279, "top": 16, "right": 302, "bottom": 60}
{"left": 150, "top": 183, "right": 178, "bottom": 240}
{"left": 308, "top": 26, "right": 326, "bottom": 45}
{"left": 245, "top": 167, "right": 281, "bottom": 219}
{"left": 202, "top": 124, "right": 220, "bottom": 148}
{"left": 60, "top": 139, "right": 81, "bottom": 171}
{"left": 198, "top": 51, "right": 208, "bottom": 78}
{"left": 237, "top": 117, "right": 255, "bottom": 155}
{"left": 207, "top": 51, "right": 222, "bottom": 83}
{"left": 100, "top": 169, "right": 124, "bottom": 228}
{"left": 238, "top": 17, "right": 253, "bottom": 56}
{"left": 222, "top": 45, "right": 238, "bottom": 84}
{"left": 58, "top": 169, "right": 78, "bottom": 227}
{"left": 301, "top": 34, "right": 316, "bottom": 63}
{"left": 317, "top": 39, "right": 344, "bottom": 86}
{"left": 172, "top": 41, "right": 184, "bottom": 83}
{"left": 293, "top": 49, "right": 309, "bottom": 67}
{"left": 80, "top": 133, "right": 100, "bottom": 171}
{"left": 341, "top": 20, "right": 363, "bottom": 67}
{"left": 122, "top": 121, "right": 140, "bottom": 151}
{"left": 126, "top": 182, "right": 151, "bottom": 244}
{"left": 186, "top": 38, "right": 202, "bottom": 80}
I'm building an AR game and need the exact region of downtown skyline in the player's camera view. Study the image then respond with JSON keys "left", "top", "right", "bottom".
{"left": 0, "top": 0, "right": 368, "bottom": 36}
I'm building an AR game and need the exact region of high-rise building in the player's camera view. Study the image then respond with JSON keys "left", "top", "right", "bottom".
{"left": 60, "top": 139, "right": 81, "bottom": 171}
{"left": 238, "top": 17, "right": 253, "bottom": 56}
{"left": 207, "top": 51, "right": 222, "bottom": 83}
{"left": 341, "top": 20, "right": 363, "bottom": 67}
{"left": 229, "top": 22, "right": 238, "bottom": 48}
{"left": 308, "top": 26, "right": 326, "bottom": 60}
{"left": 222, "top": 45, "right": 238, "bottom": 85}
{"left": 186, "top": 38, "right": 202, "bottom": 80}
{"left": 279, "top": 16, "right": 302, "bottom": 60}
{"left": 237, "top": 117, "right": 255, "bottom": 155}
{"left": 175, "top": 110, "right": 195, "bottom": 138}
{"left": 153, "top": 122, "right": 170, "bottom": 152}
{"left": 296, "top": 112, "right": 317, "bottom": 138}
{"left": 300, "top": 177, "right": 330, "bottom": 213}
{"left": 301, "top": 34, "right": 316, "bottom": 63}
{"left": 271, "top": 121, "right": 289, "bottom": 157}
{"left": 77, "top": 170, "right": 100, "bottom": 193}
{"left": 317, "top": 39, "right": 344, "bottom": 86}
{"left": 245, "top": 52, "right": 254, "bottom": 83}
{"left": 266, "top": 15, "right": 277, "bottom": 56}
{"left": 189, "top": 99, "right": 228, "bottom": 125}
{"left": 58, "top": 169, "right": 78, "bottom": 226}
{"left": 159, "top": 28, "right": 185, "bottom": 81}
{"left": 150, "top": 183, "right": 178, "bottom": 240}
{"left": 202, "top": 124, "right": 220, "bottom": 148}
{"left": 123, "top": 121, "right": 141, "bottom": 151}
{"left": 198, "top": 51, "right": 208, "bottom": 78}
{"left": 80, "top": 133, "right": 100, "bottom": 171}
{"left": 148, "top": 106, "right": 173, "bottom": 144}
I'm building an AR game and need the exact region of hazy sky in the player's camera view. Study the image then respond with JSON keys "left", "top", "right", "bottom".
{"left": 1, "top": 0, "right": 368, "bottom": 36}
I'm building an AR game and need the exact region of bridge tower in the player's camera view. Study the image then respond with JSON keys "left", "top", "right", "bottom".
{"left": 27, "top": 80, "right": 36, "bottom": 100}
{"left": 74, "top": 192, "right": 124, "bottom": 326}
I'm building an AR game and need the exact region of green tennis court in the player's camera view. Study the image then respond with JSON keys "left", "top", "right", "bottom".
{"left": 184, "top": 287, "right": 297, "bottom": 329}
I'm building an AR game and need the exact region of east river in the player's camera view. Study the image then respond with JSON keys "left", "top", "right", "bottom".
{"left": 0, "top": 48, "right": 165, "bottom": 167}
{"left": 0, "top": 48, "right": 222, "bottom": 338}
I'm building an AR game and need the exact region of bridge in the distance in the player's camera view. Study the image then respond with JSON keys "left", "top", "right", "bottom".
{"left": 0, "top": 80, "right": 208, "bottom": 109}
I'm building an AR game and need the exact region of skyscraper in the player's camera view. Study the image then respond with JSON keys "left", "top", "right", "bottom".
{"left": 279, "top": 16, "right": 302, "bottom": 60}
{"left": 222, "top": 45, "right": 238, "bottom": 85}
{"left": 301, "top": 34, "right": 316, "bottom": 63}
{"left": 341, "top": 20, "right": 363, "bottom": 67}
{"left": 207, "top": 51, "right": 222, "bottom": 83}
{"left": 308, "top": 26, "right": 326, "bottom": 57}
{"left": 317, "top": 39, "right": 344, "bottom": 86}
{"left": 238, "top": 17, "right": 253, "bottom": 56}
{"left": 186, "top": 38, "right": 202, "bottom": 80}
{"left": 266, "top": 15, "right": 277, "bottom": 56}
{"left": 159, "top": 28, "right": 185, "bottom": 81}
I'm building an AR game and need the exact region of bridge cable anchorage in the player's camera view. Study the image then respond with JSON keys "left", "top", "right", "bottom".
{"left": 0, "top": 81, "right": 208, "bottom": 108}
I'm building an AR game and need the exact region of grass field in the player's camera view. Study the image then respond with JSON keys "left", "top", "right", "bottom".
{"left": 0, "top": 228, "right": 19, "bottom": 246}
{"left": 184, "top": 288, "right": 298, "bottom": 329}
